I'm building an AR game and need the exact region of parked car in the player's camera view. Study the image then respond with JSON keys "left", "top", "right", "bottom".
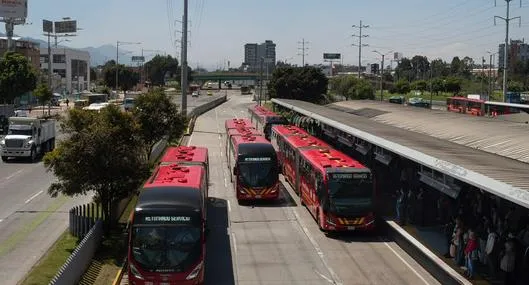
{"left": 389, "top": 95, "right": 405, "bottom": 104}
{"left": 408, "top": 97, "right": 431, "bottom": 108}
{"left": 192, "top": 91, "right": 199, "bottom": 97}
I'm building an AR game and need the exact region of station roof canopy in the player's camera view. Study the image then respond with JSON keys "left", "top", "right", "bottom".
{"left": 272, "top": 98, "right": 529, "bottom": 209}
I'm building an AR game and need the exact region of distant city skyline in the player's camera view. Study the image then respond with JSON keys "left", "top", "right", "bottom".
{"left": 9, "top": 0, "right": 529, "bottom": 70}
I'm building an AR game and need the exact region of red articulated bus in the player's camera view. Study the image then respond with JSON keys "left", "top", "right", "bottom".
{"left": 248, "top": 105, "right": 288, "bottom": 140}
{"left": 127, "top": 164, "right": 208, "bottom": 284}
{"left": 298, "top": 148, "right": 376, "bottom": 232}
{"left": 276, "top": 132, "right": 331, "bottom": 194}
{"left": 446, "top": 97, "right": 486, "bottom": 116}
{"left": 225, "top": 122, "right": 280, "bottom": 201}
{"left": 226, "top": 126, "right": 263, "bottom": 163}
{"left": 160, "top": 145, "right": 210, "bottom": 184}
{"left": 270, "top": 124, "right": 310, "bottom": 152}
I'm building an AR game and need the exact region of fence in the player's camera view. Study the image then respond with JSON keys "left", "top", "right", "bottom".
{"left": 49, "top": 220, "right": 104, "bottom": 285}
{"left": 69, "top": 203, "right": 103, "bottom": 238}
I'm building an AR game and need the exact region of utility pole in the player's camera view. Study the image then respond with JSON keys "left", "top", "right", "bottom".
{"left": 116, "top": 41, "right": 119, "bottom": 94}
{"left": 494, "top": 0, "right": 522, "bottom": 102}
{"left": 489, "top": 53, "right": 493, "bottom": 97}
{"left": 297, "top": 38, "right": 309, "bottom": 66}
{"left": 181, "top": 0, "right": 189, "bottom": 116}
{"left": 352, "top": 20, "right": 369, "bottom": 78}
{"left": 481, "top": 57, "right": 486, "bottom": 96}
{"left": 373, "top": 50, "right": 392, "bottom": 101}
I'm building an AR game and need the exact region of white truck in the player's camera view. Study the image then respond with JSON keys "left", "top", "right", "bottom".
{"left": 0, "top": 117, "right": 56, "bottom": 162}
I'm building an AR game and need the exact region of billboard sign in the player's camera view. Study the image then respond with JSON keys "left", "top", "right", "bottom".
{"left": 0, "top": 0, "right": 28, "bottom": 19}
{"left": 55, "top": 20, "right": 77, "bottom": 33}
{"left": 323, "top": 53, "right": 341, "bottom": 60}
{"left": 42, "top": 19, "right": 53, "bottom": 33}
{"left": 131, "top": 56, "right": 145, "bottom": 62}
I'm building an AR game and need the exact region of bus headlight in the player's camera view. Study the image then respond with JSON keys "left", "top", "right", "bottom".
{"left": 326, "top": 217, "right": 336, "bottom": 226}
{"left": 186, "top": 261, "right": 203, "bottom": 280}
{"left": 129, "top": 263, "right": 144, "bottom": 280}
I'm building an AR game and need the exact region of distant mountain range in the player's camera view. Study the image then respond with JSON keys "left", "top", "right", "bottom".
{"left": 1, "top": 32, "right": 134, "bottom": 66}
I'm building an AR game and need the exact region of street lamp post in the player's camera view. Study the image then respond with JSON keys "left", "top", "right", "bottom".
{"left": 373, "top": 50, "right": 393, "bottom": 102}
{"left": 116, "top": 41, "right": 141, "bottom": 97}
{"left": 259, "top": 57, "right": 264, "bottom": 106}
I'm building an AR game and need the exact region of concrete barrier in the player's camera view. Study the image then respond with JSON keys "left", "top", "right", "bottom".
{"left": 50, "top": 221, "right": 103, "bottom": 285}
{"left": 383, "top": 220, "right": 472, "bottom": 285}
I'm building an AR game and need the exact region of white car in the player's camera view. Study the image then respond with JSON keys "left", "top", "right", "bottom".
{"left": 192, "top": 91, "right": 199, "bottom": 97}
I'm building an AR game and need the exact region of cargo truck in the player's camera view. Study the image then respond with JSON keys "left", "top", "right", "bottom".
{"left": 0, "top": 117, "right": 56, "bottom": 162}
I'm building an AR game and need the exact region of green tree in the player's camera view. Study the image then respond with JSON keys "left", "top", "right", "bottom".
{"left": 395, "top": 79, "right": 411, "bottom": 94}
{"left": 103, "top": 64, "right": 140, "bottom": 92}
{"left": 444, "top": 76, "right": 462, "bottom": 95}
{"left": 411, "top": 80, "right": 428, "bottom": 93}
{"left": 330, "top": 75, "right": 358, "bottom": 100}
{"left": 410, "top": 55, "right": 430, "bottom": 80}
{"left": 144, "top": 55, "right": 179, "bottom": 86}
{"left": 268, "top": 66, "right": 328, "bottom": 104}
{"left": 43, "top": 105, "right": 150, "bottom": 231}
{"left": 508, "top": 81, "right": 525, "bottom": 92}
{"left": 0, "top": 51, "right": 38, "bottom": 104}
{"left": 430, "top": 78, "right": 445, "bottom": 95}
{"left": 355, "top": 79, "right": 375, "bottom": 100}
{"left": 133, "top": 90, "right": 187, "bottom": 157}
{"left": 33, "top": 83, "right": 53, "bottom": 115}
{"left": 430, "top": 58, "right": 450, "bottom": 78}
{"left": 395, "top": 58, "right": 413, "bottom": 82}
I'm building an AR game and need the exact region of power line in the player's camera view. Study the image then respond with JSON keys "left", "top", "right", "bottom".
{"left": 352, "top": 20, "right": 369, "bottom": 77}
{"left": 297, "top": 38, "right": 309, "bottom": 66}
{"left": 494, "top": 0, "right": 522, "bottom": 101}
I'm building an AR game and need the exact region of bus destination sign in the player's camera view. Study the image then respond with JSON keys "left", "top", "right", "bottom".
{"left": 330, "top": 173, "right": 369, "bottom": 179}
{"left": 244, "top": 157, "right": 272, "bottom": 162}
{"left": 140, "top": 215, "right": 192, "bottom": 224}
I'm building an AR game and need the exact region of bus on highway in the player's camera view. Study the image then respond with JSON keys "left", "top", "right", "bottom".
{"left": 272, "top": 128, "right": 331, "bottom": 194}
{"left": 248, "top": 105, "right": 288, "bottom": 140}
{"left": 446, "top": 97, "right": 485, "bottom": 116}
{"left": 226, "top": 129, "right": 280, "bottom": 201}
{"left": 160, "top": 145, "right": 210, "bottom": 184}
{"left": 298, "top": 148, "right": 376, "bottom": 232}
{"left": 226, "top": 126, "right": 263, "bottom": 163}
{"left": 127, "top": 164, "right": 208, "bottom": 285}
{"left": 269, "top": 124, "right": 309, "bottom": 152}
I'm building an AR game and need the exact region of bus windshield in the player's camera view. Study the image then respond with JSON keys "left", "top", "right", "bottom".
{"left": 327, "top": 173, "right": 373, "bottom": 215}
{"left": 238, "top": 161, "right": 278, "bottom": 188}
{"left": 131, "top": 222, "right": 201, "bottom": 273}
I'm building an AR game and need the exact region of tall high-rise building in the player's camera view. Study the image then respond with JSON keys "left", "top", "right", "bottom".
{"left": 498, "top": 39, "right": 529, "bottom": 69}
{"left": 243, "top": 40, "right": 276, "bottom": 72}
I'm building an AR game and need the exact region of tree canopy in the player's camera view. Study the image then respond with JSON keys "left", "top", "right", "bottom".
{"left": 43, "top": 105, "right": 150, "bottom": 230}
{"left": 329, "top": 76, "right": 374, "bottom": 100}
{"left": 33, "top": 83, "right": 53, "bottom": 115}
{"left": 268, "top": 66, "right": 328, "bottom": 104}
{"left": 144, "top": 55, "right": 179, "bottom": 86}
{"left": 0, "top": 51, "right": 38, "bottom": 103}
{"left": 102, "top": 62, "right": 140, "bottom": 91}
{"left": 132, "top": 90, "right": 187, "bottom": 157}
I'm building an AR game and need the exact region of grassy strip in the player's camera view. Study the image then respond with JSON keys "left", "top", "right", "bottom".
{"left": 20, "top": 232, "right": 79, "bottom": 285}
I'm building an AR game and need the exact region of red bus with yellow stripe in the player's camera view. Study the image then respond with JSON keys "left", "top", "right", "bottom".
{"left": 298, "top": 148, "right": 376, "bottom": 232}
{"left": 247, "top": 105, "right": 288, "bottom": 140}
{"left": 226, "top": 129, "right": 280, "bottom": 201}
{"left": 127, "top": 164, "right": 208, "bottom": 284}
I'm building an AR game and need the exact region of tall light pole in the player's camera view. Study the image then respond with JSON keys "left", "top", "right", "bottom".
{"left": 373, "top": 50, "right": 392, "bottom": 101}
{"left": 494, "top": 0, "right": 522, "bottom": 102}
{"left": 116, "top": 41, "right": 141, "bottom": 97}
{"left": 259, "top": 57, "right": 264, "bottom": 106}
{"left": 487, "top": 51, "right": 498, "bottom": 98}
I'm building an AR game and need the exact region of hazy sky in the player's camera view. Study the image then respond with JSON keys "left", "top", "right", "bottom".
{"left": 13, "top": 0, "right": 529, "bottom": 70}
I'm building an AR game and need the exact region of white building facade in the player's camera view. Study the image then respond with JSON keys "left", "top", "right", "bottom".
{"left": 40, "top": 47, "right": 90, "bottom": 95}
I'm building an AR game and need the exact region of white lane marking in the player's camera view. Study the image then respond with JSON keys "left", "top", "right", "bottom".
{"left": 383, "top": 241, "right": 431, "bottom": 285}
{"left": 291, "top": 208, "right": 343, "bottom": 285}
{"left": 5, "top": 169, "right": 24, "bottom": 180}
{"left": 188, "top": 131, "right": 194, "bottom": 145}
{"left": 314, "top": 269, "right": 335, "bottom": 284}
{"left": 227, "top": 200, "right": 231, "bottom": 212}
{"left": 25, "top": 190, "right": 44, "bottom": 204}
{"left": 224, "top": 177, "right": 228, "bottom": 188}
{"left": 0, "top": 219, "right": 3, "bottom": 223}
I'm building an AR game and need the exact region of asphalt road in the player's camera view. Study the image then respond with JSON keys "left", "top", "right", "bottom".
{"left": 188, "top": 91, "right": 441, "bottom": 285}
{"left": 0, "top": 129, "right": 93, "bottom": 284}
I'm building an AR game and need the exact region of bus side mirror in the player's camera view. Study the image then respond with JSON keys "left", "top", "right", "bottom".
{"left": 233, "top": 166, "right": 238, "bottom": 175}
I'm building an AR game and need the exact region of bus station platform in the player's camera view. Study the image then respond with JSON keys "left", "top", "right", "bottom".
{"left": 272, "top": 98, "right": 529, "bottom": 285}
